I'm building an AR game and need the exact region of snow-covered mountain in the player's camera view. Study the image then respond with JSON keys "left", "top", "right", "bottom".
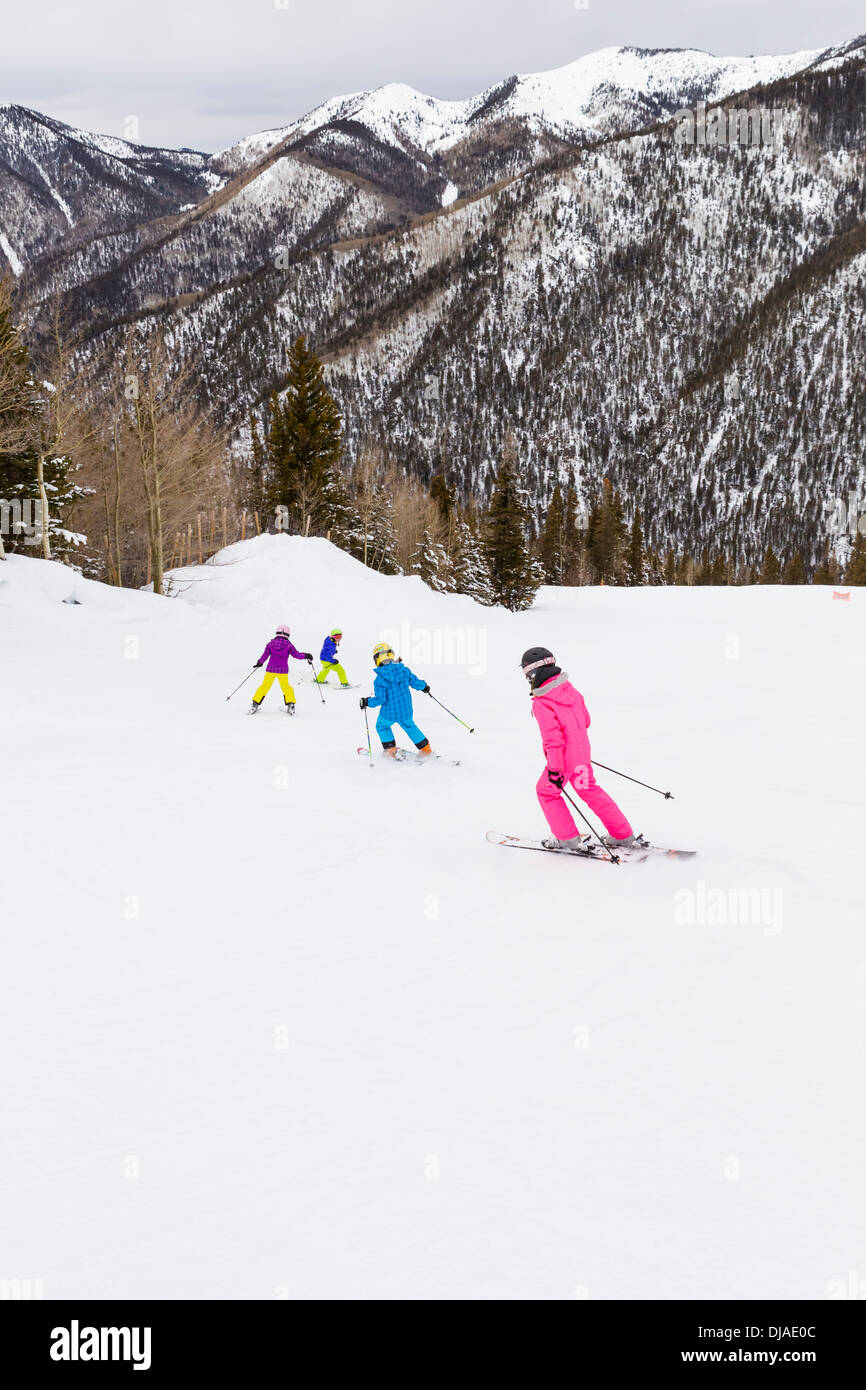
{"left": 215, "top": 38, "right": 862, "bottom": 173}
{"left": 2, "top": 37, "right": 866, "bottom": 569}
{"left": 0, "top": 104, "right": 223, "bottom": 273}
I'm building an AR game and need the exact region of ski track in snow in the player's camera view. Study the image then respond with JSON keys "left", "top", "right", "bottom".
{"left": 1, "top": 534, "right": 864, "bottom": 1299}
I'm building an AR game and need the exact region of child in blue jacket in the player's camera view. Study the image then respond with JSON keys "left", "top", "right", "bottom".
{"left": 360, "top": 642, "right": 433, "bottom": 757}
{"left": 317, "top": 627, "right": 349, "bottom": 686}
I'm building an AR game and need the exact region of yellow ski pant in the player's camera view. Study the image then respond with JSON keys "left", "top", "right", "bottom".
{"left": 317, "top": 661, "right": 347, "bottom": 684}
{"left": 253, "top": 671, "right": 295, "bottom": 704}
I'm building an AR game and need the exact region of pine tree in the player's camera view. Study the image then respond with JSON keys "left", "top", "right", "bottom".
{"left": 410, "top": 527, "right": 452, "bottom": 592}
{"left": 759, "top": 544, "right": 781, "bottom": 584}
{"left": 782, "top": 552, "right": 806, "bottom": 584}
{"left": 345, "top": 455, "right": 401, "bottom": 574}
{"left": 264, "top": 336, "right": 343, "bottom": 534}
{"left": 484, "top": 433, "right": 543, "bottom": 610}
{"left": 845, "top": 530, "right": 866, "bottom": 585}
{"left": 0, "top": 281, "right": 82, "bottom": 559}
{"left": 587, "top": 479, "right": 628, "bottom": 584}
{"left": 663, "top": 549, "right": 676, "bottom": 585}
{"left": 539, "top": 483, "right": 565, "bottom": 583}
{"left": 562, "top": 474, "right": 586, "bottom": 583}
{"left": 813, "top": 543, "right": 841, "bottom": 585}
{"left": 626, "top": 506, "right": 646, "bottom": 585}
{"left": 711, "top": 552, "right": 729, "bottom": 585}
{"left": 450, "top": 516, "right": 494, "bottom": 605}
{"left": 430, "top": 473, "right": 455, "bottom": 524}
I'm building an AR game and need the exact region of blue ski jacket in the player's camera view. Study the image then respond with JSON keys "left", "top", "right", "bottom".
{"left": 366, "top": 661, "right": 427, "bottom": 722}
{"left": 320, "top": 635, "right": 340, "bottom": 664}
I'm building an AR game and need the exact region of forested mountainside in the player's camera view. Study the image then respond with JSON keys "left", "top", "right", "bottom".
{"left": 2, "top": 39, "right": 865, "bottom": 569}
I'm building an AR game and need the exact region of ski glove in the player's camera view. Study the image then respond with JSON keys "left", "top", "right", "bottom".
{"left": 305, "top": 654, "right": 314, "bottom": 662}
{"left": 359, "top": 697, "right": 369, "bottom": 709}
{"left": 422, "top": 684, "right": 431, "bottom": 694}
{"left": 547, "top": 770, "right": 565, "bottom": 789}
{"left": 254, "top": 661, "right": 264, "bottom": 668}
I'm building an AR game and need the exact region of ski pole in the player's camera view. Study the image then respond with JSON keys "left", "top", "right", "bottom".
{"left": 560, "top": 786, "right": 620, "bottom": 865}
{"left": 425, "top": 691, "right": 475, "bottom": 733}
{"left": 307, "top": 656, "right": 326, "bottom": 703}
{"left": 226, "top": 669, "right": 257, "bottom": 702}
{"left": 363, "top": 704, "right": 374, "bottom": 767}
{"left": 592, "top": 760, "right": 674, "bottom": 799}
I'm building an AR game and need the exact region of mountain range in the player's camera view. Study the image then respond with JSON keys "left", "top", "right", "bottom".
{"left": 2, "top": 33, "right": 865, "bottom": 570}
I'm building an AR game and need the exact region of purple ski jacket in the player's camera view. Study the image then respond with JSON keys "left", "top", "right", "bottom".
{"left": 257, "top": 635, "right": 307, "bottom": 673}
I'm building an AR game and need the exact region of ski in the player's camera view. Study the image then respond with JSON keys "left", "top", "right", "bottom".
{"left": 487, "top": 831, "right": 696, "bottom": 862}
{"left": 306, "top": 679, "right": 360, "bottom": 688}
{"left": 356, "top": 747, "right": 460, "bottom": 767}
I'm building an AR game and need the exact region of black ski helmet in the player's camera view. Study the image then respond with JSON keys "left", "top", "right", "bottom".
{"left": 520, "top": 647, "right": 560, "bottom": 688}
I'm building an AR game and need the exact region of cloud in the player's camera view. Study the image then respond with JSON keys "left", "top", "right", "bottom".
{"left": 3, "top": 0, "right": 860, "bottom": 150}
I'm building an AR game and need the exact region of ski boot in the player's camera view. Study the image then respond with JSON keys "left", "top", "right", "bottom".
{"left": 416, "top": 742, "right": 434, "bottom": 757}
{"left": 542, "top": 835, "right": 585, "bottom": 851}
{"left": 285, "top": 702, "right": 296, "bottom": 716}
{"left": 601, "top": 833, "right": 635, "bottom": 849}
{"left": 249, "top": 700, "right": 262, "bottom": 715}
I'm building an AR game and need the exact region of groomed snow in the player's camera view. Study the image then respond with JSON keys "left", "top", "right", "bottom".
{"left": 1, "top": 536, "right": 863, "bottom": 1299}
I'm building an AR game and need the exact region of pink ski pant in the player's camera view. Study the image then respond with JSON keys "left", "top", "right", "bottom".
{"left": 536, "top": 763, "right": 633, "bottom": 841}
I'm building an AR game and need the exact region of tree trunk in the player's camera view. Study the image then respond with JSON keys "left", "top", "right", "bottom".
{"left": 112, "top": 416, "right": 123, "bottom": 585}
{"left": 36, "top": 454, "right": 51, "bottom": 560}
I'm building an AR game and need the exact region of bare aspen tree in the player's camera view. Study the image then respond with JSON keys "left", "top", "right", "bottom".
{"left": 122, "top": 332, "right": 224, "bottom": 595}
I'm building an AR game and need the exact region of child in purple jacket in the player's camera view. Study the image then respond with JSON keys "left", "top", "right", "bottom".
{"left": 250, "top": 624, "right": 313, "bottom": 716}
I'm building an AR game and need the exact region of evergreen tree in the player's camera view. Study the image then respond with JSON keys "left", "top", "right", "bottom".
{"left": 410, "top": 527, "right": 452, "bottom": 592}
{"left": 587, "top": 479, "right": 628, "bottom": 584}
{"left": 0, "top": 281, "right": 82, "bottom": 559}
{"left": 845, "top": 530, "right": 866, "bottom": 585}
{"left": 539, "top": 483, "right": 565, "bottom": 583}
{"left": 782, "top": 552, "right": 806, "bottom": 584}
{"left": 345, "top": 456, "right": 401, "bottom": 574}
{"left": 813, "top": 543, "right": 841, "bottom": 585}
{"left": 759, "top": 544, "right": 781, "bottom": 584}
{"left": 430, "top": 473, "right": 455, "bottom": 524}
{"left": 562, "top": 474, "right": 586, "bottom": 583}
{"left": 626, "top": 506, "right": 646, "bottom": 585}
{"left": 264, "top": 336, "right": 343, "bottom": 534}
{"left": 663, "top": 549, "right": 676, "bottom": 585}
{"left": 710, "top": 552, "right": 729, "bottom": 585}
{"left": 484, "top": 433, "right": 543, "bottom": 610}
{"left": 450, "top": 516, "right": 494, "bottom": 605}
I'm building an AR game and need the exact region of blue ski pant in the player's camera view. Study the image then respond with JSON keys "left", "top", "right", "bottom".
{"left": 376, "top": 714, "right": 428, "bottom": 749}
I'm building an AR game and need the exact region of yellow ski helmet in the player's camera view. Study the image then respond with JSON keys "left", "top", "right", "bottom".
{"left": 330, "top": 627, "right": 343, "bottom": 638}
{"left": 373, "top": 642, "right": 395, "bottom": 666}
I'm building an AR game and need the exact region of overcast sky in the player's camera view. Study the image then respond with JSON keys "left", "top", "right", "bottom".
{"left": 1, "top": 0, "right": 861, "bottom": 152}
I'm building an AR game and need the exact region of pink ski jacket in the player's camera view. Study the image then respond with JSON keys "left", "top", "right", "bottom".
{"left": 531, "top": 671, "right": 592, "bottom": 776}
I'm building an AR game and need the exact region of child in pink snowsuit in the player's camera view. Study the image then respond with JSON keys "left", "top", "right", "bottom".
{"left": 522, "top": 647, "right": 634, "bottom": 849}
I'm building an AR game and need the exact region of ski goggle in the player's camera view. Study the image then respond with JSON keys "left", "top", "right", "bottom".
{"left": 373, "top": 645, "right": 395, "bottom": 665}
{"left": 522, "top": 656, "right": 555, "bottom": 679}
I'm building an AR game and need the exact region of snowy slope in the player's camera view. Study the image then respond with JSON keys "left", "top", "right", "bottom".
{"left": 1, "top": 537, "right": 864, "bottom": 1299}
{"left": 0, "top": 104, "right": 222, "bottom": 274}
{"left": 215, "top": 40, "right": 848, "bottom": 171}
